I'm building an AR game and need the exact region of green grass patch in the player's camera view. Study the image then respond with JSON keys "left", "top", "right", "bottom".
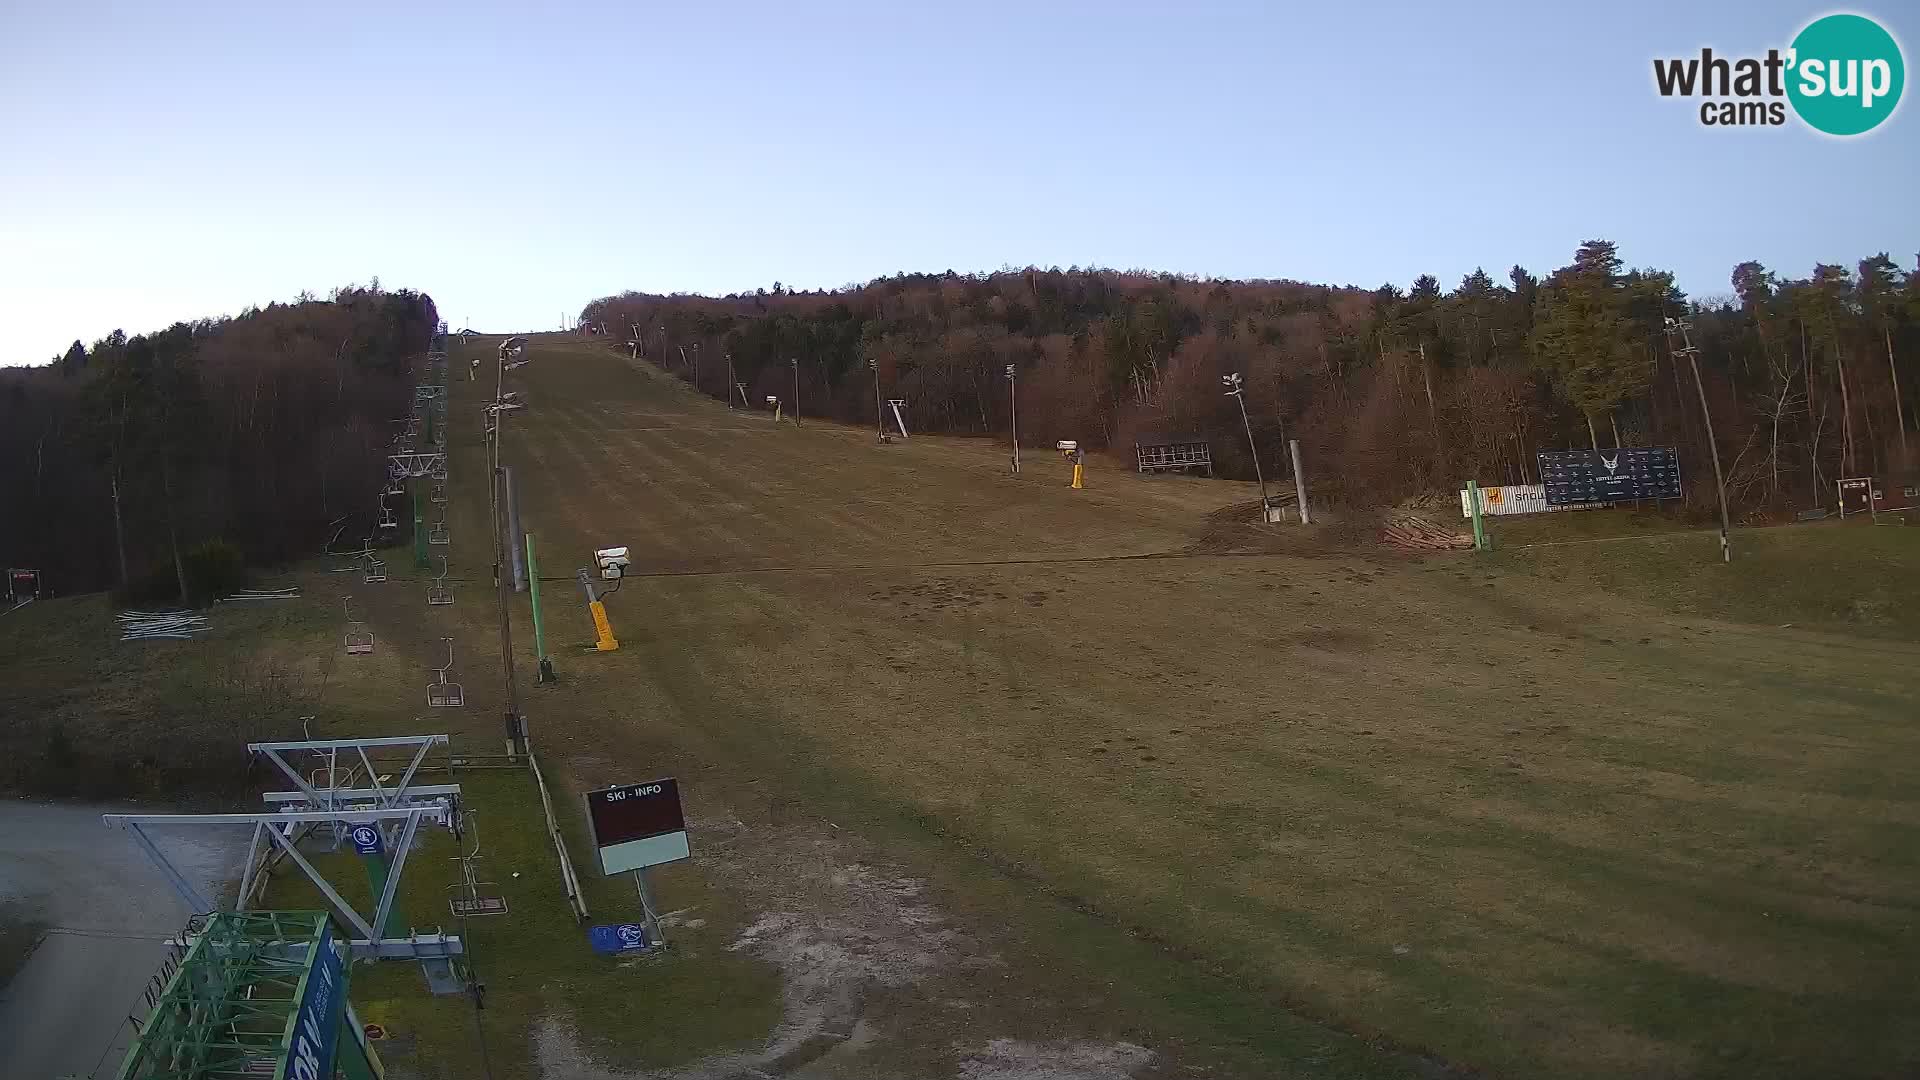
{"left": 0, "top": 593, "right": 327, "bottom": 798}
{"left": 1487, "top": 516, "right": 1919, "bottom": 638}
{"left": 259, "top": 767, "right": 779, "bottom": 1079}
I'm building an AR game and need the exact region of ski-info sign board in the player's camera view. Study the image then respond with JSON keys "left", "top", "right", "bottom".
{"left": 584, "top": 778, "right": 690, "bottom": 875}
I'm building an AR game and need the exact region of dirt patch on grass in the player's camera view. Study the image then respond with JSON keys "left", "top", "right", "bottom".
{"left": 536, "top": 814, "right": 990, "bottom": 1078}
{"left": 1186, "top": 500, "right": 1378, "bottom": 557}
{"left": 955, "top": 1038, "right": 1153, "bottom": 1080}
{"left": 1286, "top": 625, "right": 1374, "bottom": 651}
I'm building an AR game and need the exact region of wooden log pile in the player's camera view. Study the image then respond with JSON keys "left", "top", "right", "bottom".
{"left": 1381, "top": 514, "right": 1474, "bottom": 552}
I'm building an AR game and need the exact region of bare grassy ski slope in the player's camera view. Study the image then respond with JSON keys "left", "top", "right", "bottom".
{"left": 484, "top": 335, "right": 1919, "bottom": 1080}
{"left": 9, "top": 332, "right": 1913, "bottom": 1080}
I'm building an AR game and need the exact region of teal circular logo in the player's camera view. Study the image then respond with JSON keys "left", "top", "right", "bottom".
{"left": 1787, "top": 14, "right": 1904, "bottom": 136}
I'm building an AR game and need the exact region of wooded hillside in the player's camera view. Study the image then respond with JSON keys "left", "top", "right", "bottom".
{"left": 583, "top": 243, "right": 1919, "bottom": 514}
{"left": 0, "top": 286, "right": 439, "bottom": 599}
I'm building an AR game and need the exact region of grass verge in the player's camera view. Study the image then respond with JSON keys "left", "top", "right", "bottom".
{"left": 259, "top": 766, "right": 780, "bottom": 1079}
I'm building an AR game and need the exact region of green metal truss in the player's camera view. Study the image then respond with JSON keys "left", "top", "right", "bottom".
{"left": 116, "top": 911, "right": 345, "bottom": 1080}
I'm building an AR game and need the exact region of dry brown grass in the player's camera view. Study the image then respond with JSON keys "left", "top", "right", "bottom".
{"left": 450, "top": 337, "right": 1920, "bottom": 1079}
{"left": 19, "top": 335, "right": 1901, "bottom": 1079}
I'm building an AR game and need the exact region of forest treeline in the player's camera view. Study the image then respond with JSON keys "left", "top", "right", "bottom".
{"left": 583, "top": 242, "right": 1919, "bottom": 515}
{"left": 0, "top": 285, "right": 439, "bottom": 599}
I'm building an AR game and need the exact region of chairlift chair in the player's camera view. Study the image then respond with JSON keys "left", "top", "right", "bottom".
{"left": 431, "top": 483, "right": 448, "bottom": 505}
{"left": 445, "top": 810, "right": 507, "bottom": 917}
{"left": 377, "top": 497, "right": 399, "bottom": 530}
{"left": 363, "top": 555, "right": 388, "bottom": 584}
{"left": 343, "top": 597, "right": 375, "bottom": 654}
{"left": 430, "top": 459, "right": 449, "bottom": 481}
{"left": 427, "top": 638, "right": 465, "bottom": 707}
{"left": 429, "top": 520, "right": 450, "bottom": 545}
{"left": 427, "top": 556, "right": 453, "bottom": 606}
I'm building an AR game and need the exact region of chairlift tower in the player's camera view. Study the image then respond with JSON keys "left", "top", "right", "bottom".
{"left": 112, "top": 910, "right": 384, "bottom": 1080}
{"left": 106, "top": 734, "right": 470, "bottom": 1002}
{"left": 389, "top": 451, "right": 448, "bottom": 479}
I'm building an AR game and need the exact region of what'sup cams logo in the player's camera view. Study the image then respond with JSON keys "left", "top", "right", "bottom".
{"left": 1654, "top": 12, "right": 1904, "bottom": 135}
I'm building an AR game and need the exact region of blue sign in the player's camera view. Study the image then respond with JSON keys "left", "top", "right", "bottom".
{"left": 286, "top": 923, "right": 343, "bottom": 1080}
{"left": 588, "top": 922, "right": 651, "bottom": 955}
{"left": 349, "top": 824, "right": 384, "bottom": 856}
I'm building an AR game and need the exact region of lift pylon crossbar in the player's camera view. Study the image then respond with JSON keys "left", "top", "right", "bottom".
{"left": 105, "top": 806, "right": 458, "bottom": 953}
{"left": 248, "top": 734, "right": 448, "bottom": 812}
{"left": 389, "top": 451, "right": 448, "bottom": 478}
{"left": 261, "top": 783, "right": 462, "bottom": 805}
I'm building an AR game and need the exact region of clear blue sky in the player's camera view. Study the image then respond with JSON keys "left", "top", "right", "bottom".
{"left": 2, "top": 0, "right": 1914, "bottom": 365}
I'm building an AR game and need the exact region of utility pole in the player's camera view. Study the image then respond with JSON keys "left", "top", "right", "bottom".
{"left": 1665, "top": 317, "right": 1732, "bottom": 563}
{"left": 790, "top": 358, "right": 800, "bottom": 426}
{"left": 1223, "top": 372, "right": 1270, "bottom": 518}
{"left": 492, "top": 339, "right": 527, "bottom": 754}
{"left": 1005, "top": 364, "right": 1020, "bottom": 474}
{"left": 1288, "top": 439, "right": 1311, "bottom": 525}
{"left": 691, "top": 343, "right": 701, "bottom": 395}
{"left": 726, "top": 353, "right": 736, "bottom": 408}
{"left": 870, "top": 358, "right": 884, "bottom": 440}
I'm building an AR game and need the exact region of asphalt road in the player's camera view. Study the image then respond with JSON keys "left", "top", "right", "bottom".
{"left": 0, "top": 799, "right": 243, "bottom": 1079}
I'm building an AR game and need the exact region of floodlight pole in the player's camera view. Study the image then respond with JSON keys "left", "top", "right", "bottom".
{"left": 1666, "top": 317, "right": 1732, "bottom": 563}
{"left": 1224, "top": 373, "right": 1270, "bottom": 514}
{"left": 871, "top": 358, "right": 884, "bottom": 439}
{"left": 691, "top": 343, "right": 701, "bottom": 394}
{"left": 1006, "top": 364, "right": 1021, "bottom": 474}
{"left": 790, "top": 358, "right": 800, "bottom": 426}
{"left": 726, "top": 353, "right": 736, "bottom": 408}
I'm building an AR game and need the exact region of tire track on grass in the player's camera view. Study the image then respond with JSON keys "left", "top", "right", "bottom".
{"left": 524, "top": 405, "right": 711, "bottom": 565}
{"left": 552, "top": 408, "right": 771, "bottom": 561}
{"left": 625, "top": 421, "right": 900, "bottom": 557}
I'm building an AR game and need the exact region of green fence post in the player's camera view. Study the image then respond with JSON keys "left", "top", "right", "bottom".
{"left": 1467, "top": 480, "right": 1488, "bottom": 552}
{"left": 527, "top": 534, "right": 556, "bottom": 683}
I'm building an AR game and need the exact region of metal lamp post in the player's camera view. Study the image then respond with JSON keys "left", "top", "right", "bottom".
{"left": 1223, "top": 373, "right": 1271, "bottom": 516}
{"left": 1665, "top": 316, "right": 1732, "bottom": 563}
{"left": 1006, "top": 364, "right": 1020, "bottom": 474}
